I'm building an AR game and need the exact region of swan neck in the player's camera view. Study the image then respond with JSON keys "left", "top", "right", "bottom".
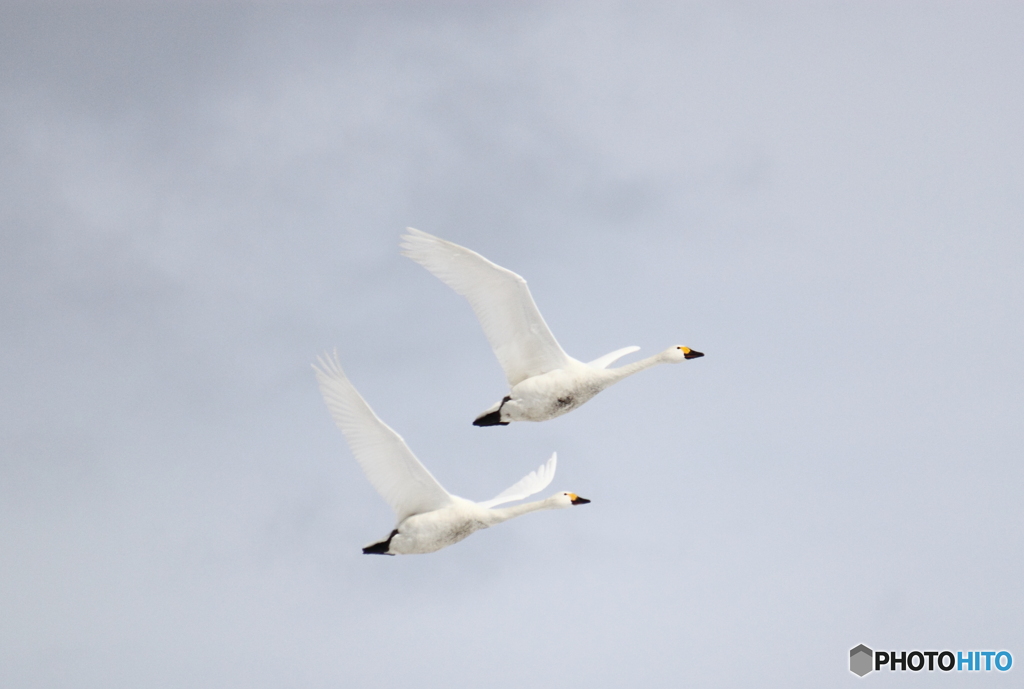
{"left": 486, "top": 497, "right": 558, "bottom": 525}
{"left": 605, "top": 352, "right": 668, "bottom": 382}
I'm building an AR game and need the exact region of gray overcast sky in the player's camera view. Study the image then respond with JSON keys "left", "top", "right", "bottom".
{"left": 2, "top": 2, "right": 1022, "bottom": 687}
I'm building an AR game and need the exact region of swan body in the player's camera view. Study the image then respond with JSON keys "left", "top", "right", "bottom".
{"left": 400, "top": 228, "right": 704, "bottom": 426}
{"left": 379, "top": 493, "right": 582, "bottom": 555}
{"left": 313, "top": 352, "right": 590, "bottom": 555}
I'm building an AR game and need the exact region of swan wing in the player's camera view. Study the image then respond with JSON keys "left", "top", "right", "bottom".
{"left": 401, "top": 228, "right": 573, "bottom": 387}
{"left": 478, "top": 452, "right": 557, "bottom": 509}
{"left": 313, "top": 352, "right": 452, "bottom": 522}
{"left": 587, "top": 345, "right": 641, "bottom": 369}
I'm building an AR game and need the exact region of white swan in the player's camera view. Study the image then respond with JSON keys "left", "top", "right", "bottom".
{"left": 313, "top": 352, "right": 590, "bottom": 555}
{"left": 400, "top": 228, "right": 705, "bottom": 426}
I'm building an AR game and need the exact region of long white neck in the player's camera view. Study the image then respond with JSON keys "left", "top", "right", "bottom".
{"left": 603, "top": 350, "right": 672, "bottom": 384}
{"left": 484, "top": 495, "right": 563, "bottom": 526}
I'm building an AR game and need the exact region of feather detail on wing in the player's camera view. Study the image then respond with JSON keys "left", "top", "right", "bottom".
{"left": 478, "top": 452, "right": 557, "bottom": 509}
{"left": 313, "top": 351, "right": 452, "bottom": 522}
{"left": 400, "top": 228, "right": 573, "bottom": 387}
{"left": 587, "top": 346, "right": 641, "bottom": 369}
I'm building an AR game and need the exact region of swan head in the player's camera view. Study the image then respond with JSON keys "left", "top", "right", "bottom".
{"left": 552, "top": 491, "right": 591, "bottom": 507}
{"left": 665, "top": 346, "right": 704, "bottom": 362}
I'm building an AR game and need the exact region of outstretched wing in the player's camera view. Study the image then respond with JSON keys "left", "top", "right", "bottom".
{"left": 313, "top": 352, "right": 452, "bottom": 522}
{"left": 401, "top": 228, "right": 574, "bottom": 387}
{"left": 478, "top": 452, "right": 557, "bottom": 509}
{"left": 587, "top": 346, "right": 641, "bottom": 370}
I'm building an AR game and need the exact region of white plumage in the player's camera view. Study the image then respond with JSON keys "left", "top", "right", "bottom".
{"left": 400, "top": 228, "right": 704, "bottom": 426}
{"left": 313, "top": 352, "right": 589, "bottom": 555}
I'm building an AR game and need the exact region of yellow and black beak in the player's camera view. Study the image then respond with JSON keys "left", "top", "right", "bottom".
{"left": 569, "top": 494, "right": 591, "bottom": 505}
{"left": 682, "top": 347, "right": 704, "bottom": 360}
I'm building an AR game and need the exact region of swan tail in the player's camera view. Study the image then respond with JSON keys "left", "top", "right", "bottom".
{"left": 362, "top": 529, "right": 399, "bottom": 555}
{"left": 473, "top": 396, "right": 512, "bottom": 427}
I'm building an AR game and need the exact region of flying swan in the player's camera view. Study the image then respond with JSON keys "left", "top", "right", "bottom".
{"left": 400, "top": 228, "right": 705, "bottom": 426}
{"left": 313, "top": 352, "right": 590, "bottom": 555}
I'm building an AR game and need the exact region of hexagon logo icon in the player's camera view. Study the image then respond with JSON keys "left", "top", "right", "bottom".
{"left": 850, "top": 644, "right": 873, "bottom": 677}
